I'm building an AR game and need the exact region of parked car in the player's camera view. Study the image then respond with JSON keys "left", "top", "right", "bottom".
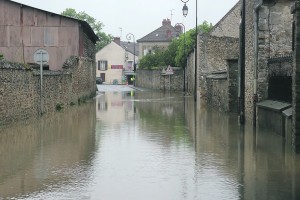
{"left": 96, "top": 77, "right": 103, "bottom": 84}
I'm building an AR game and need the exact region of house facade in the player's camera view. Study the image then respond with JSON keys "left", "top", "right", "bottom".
{"left": 95, "top": 37, "right": 138, "bottom": 85}
{"left": 0, "top": 0, "right": 98, "bottom": 71}
{"left": 137, "top": 19, "right": 181, "bottom": 60}
{"left": 244, "top": 0, "right": 293, "bottom": 124}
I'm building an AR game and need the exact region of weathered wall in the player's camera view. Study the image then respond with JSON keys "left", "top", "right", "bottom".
{"left": 198, "top": 35, "right": 239, "bottom": 75}
{"left": 198, "top": 34, "right": 239, "bottom": 102}
{"left": 210, "top": 1, "right": 241, "bottom": 38}
{"left": 0, "top": 0, "right": 96, "bottom": 71}
{"left": 186, "top": 51, "right": 195, "bottom": 95}
{"left": 245, "top": 0, "right": 293, "bottom": 123}
{"left": 206, "top": 77, "right": 229, "bottom": 111}
{"left": 292, "top": 1, "right": 300, "bottom": 153}
{"left": 244, "top": 0, "right": 255, "bottom": 124}
{"left": 136, "top": 68, "right": 184, "bottom": 91}
{"left": 0, "top": 57, "right": 96, "bottom": 125}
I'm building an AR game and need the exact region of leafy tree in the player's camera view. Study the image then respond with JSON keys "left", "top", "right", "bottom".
{"left": 174, "top": 20, "right": 213, "bottom": 67}
{"left": 61, "top": 8, "right": 113, "bottom": 51}
{"left": 139, "top": 21, "right": 213, "bottom": 69}
{"left": 0, "top": 53, "right": 3, "bottom": 61}
{"left": 139, "top": 46, "right": 166, "bottom": 69}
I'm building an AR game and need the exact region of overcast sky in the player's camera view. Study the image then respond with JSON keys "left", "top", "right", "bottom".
{"left": 12, "top": 0, "right": 239, "bottom": 40}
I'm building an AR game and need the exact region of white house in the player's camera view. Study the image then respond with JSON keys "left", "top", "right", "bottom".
{"left": 95, "top": 37, "right": 138, "bottom": 85}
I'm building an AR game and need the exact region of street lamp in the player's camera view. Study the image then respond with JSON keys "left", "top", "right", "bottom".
{"left": 126, "top": 33, "right": 136, "bottom": 85}
{"left": 182, "top": 3, "right": 188, "bottom": 17}
{"left": 181, "top": 0, "right": 197, "bottom": 101}
{"left": 175, "top": 23, "right": 186, "bottom": 93}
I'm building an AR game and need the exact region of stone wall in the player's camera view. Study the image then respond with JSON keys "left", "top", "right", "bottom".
{"left": 210, "top": 1, "right": 241, "bottom": 38}
{"left": 205, "top": 60, "right": 238, "bottom": 113}
{"left": 198, "top": 35, "right": 239, "bottom": 76}
{"left": 206, "top": 74, "right": 229, "bottom": 111}
{"left": 245, "top": 0, "right": 293, "bottom": 123}
{"left": 186, "top": 51, "right": 195, "bottom": 95}
{"left": 0, "top": 57, "right": 96, "bottom": 125}
{"left": 198, "top": 34, "right": 239, "bottom": 105}
{"left": 292, "top": 1, "right": 300, "bottom": 153}
{"left": 245, "top": 0, "right": 255, "bottom": 124}
{"left": 136, "top": 68, "right": 184, "bottom": 91}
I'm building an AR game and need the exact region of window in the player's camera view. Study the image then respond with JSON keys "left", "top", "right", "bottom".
{"left": 98, "top": 60, "right": 108, "bottom": 71}
{"left": 127, "top": 60, "right": 133, "bottom": 70}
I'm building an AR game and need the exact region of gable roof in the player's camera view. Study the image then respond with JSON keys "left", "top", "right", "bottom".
{"left": 208, "top": 1, "right": 240, "bottom": 37}
{"left": 96, "top": 41, "right": 139, "bottom": 57}
{"left": 120, "top": 41, "right": 139, "bottom": 57}
{"left": 8, "top": 0, "right": 99, "bottom": 43}
{"left": 137, "top": 24, "right": 178, "bottom": 43}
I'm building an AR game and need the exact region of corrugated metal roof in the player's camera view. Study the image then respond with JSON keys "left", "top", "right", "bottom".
{"left": 8, "top": 0, "right": 99, "bottom": 43}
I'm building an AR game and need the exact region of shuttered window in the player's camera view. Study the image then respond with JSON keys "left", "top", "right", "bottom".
{"left": 98, "top": 60, "right": 107, "bottom": 71}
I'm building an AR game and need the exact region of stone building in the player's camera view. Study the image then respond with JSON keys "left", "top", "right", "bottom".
{"left": 0, "top": 0, "right": 98, "bottom": 71}
{"left": 292, "top": 1, "right": 300, "bottom": 153}
{"left": 241, "top": 0, "right": 300, "bottom": 151}
{"left": 189, "top": 1, "right": 240, "bottom": 112}
{"left": 244, "top": 0, "right": 294, "bottom": 124}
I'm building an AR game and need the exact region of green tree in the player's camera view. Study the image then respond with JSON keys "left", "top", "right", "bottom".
{"left": 139, "top": 21, "right": 213, "bottom": 69}
{"left": 139, "top": 46, "right": 166, "bottom": 69}
{"left": 174, "top": 20, "right": 213, "bottom": 68}
{"left": 61, "top": 8, "right": 113, "bottom": 51}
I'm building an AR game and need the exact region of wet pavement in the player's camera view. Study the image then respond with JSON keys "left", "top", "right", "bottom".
{"left": 1, "top": 87, "right": 300, "bottom": 200}
{"left": 97, "top": 84, "right": 140, "bottom": 92}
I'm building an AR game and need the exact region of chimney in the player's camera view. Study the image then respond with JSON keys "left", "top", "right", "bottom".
{"left": 113, "top": 37, "right": 121, "bottom": 45}
{"left": 162, "top": 18, "right": 171, "bottom": 26}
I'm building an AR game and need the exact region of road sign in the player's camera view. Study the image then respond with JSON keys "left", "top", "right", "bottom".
{"left": 33, "top": 49, "right": 49, "bottom": 64}
{"left": 161, "top": 65, "right": 174, "bottom": 76}
{"left": 33, "top": 48, "right": 49, "bottom": 115}
{"left": 165, "top": 65, "right": 174, "bottom": 75}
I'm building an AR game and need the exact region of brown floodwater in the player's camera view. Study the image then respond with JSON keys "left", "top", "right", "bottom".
{"left": 0, "top": 89, "right": 300, "bottom": 200}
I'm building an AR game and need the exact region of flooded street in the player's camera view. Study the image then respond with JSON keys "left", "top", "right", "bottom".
{"left": 1, "top": 89, "right": 300, "bottom": 200}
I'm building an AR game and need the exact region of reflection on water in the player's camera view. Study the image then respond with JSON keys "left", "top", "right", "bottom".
{"left": 1, "top": 90, "right": 300, "bottom": 199}
{"left": 0, "top": 102, "right": 96, "bottom": 199}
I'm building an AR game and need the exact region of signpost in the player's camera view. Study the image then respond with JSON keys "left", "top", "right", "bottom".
{"left": 33, "top": 49, "right": 49, "bottom": 114}
{"left": 161, "top": 65, "right": 174, "bottom": 91}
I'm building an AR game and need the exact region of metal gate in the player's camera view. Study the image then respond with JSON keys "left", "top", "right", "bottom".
{"left": 267, "top": 54, "right": 293, "bottom": 103}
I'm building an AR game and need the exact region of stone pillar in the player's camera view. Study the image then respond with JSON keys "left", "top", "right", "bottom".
{"left": 292, "top": 1, "right": 300, "bottom": 153}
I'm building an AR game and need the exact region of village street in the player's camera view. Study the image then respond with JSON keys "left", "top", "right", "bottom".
{"left": 96, "top": 84, "right": 138, "bottom": 92}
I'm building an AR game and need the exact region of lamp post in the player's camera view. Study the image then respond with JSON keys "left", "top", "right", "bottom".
{"left": 126, "top": 33, "right": 136, "bottom": 85}
{"left": 175, "top": 23, "right": 186, "bottom": 93}
{"left": 181, "top": 0, "right": 197, "bottom": 101}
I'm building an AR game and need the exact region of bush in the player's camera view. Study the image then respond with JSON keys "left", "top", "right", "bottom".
{"left": 0, "top": 54, "right": 4, "bottom": 60}
{"left": 55, "top": 103, "right": 64, "bottom": 111}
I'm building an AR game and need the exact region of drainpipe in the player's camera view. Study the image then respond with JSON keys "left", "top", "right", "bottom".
{"left": 238, "top": 0, "right": 246, "bottom": 124}
{"left": 253, "top": 1, "right": 263, "bottom": 127}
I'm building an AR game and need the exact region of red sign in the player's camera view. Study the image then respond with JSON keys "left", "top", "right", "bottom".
{"left": 111, "top": 65, "right": 123, "bottom": 69}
